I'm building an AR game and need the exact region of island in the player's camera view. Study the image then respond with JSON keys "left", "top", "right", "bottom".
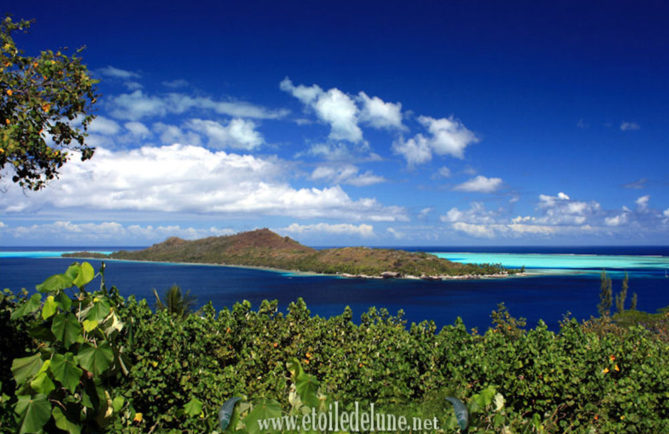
{"left": 63, "top": 228, "right": 516, "bottom": 279}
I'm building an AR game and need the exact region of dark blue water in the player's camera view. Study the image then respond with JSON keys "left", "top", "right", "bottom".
{"left": 1, "top": 247, "right": 668, "bottom": 332}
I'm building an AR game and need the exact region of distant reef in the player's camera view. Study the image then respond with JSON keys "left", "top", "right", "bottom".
{"left": 63, "top": 229, "right": 516, "bottom": 279}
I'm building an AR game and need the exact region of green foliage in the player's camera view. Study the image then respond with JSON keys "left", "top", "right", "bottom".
{"left": 153, "top": 284, "right": 196, "bottom": 319}
{"left": 5, "top": 262, "right": 129, "bottom": 433}
{"left": 4, "top": 267, "right": 668, "bottom": 432}
{"left": 0, "top": 16, "right": 98, "bottom": 190}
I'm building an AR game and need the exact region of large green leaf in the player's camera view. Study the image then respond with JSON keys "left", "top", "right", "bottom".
{"left": 295, "top": 372, "right": 320, "bottom": 408}
{"left": 243, "top": 399, "right": 283, "bottom": 434}
{"left": 51, "top": 313, "right": 83, "bottom": 349}
{"left": 184, "top": 397, "right": 203, "bottom": 417}
{"left": 52, "top": 406, "right": 82, "bottom": 434}
{"left": 73, "top": 262, "right": 95, "bottom": 289}
{"left": 42, "top": 295, "right": 58, "bottom": 319}
{"left": 75, "top": 342, "right": 113, "bottom": 376}
{"left": 30, "top": 371, "right": 55, "bottom": 395}
{"left": 36, "top": 273, "right": 73, "bottom": 293}
{"left": 85, "top": 298, "right": 111, "bottom": 322}
{"left": 15, "top": 394, "right": 51, "bottom": 434}
{"left": 11, "top": 293, "right": 42, "bottom": 320}
{"left": 55, "top": 291, "right": 72, "bottom": 312}
{"left": 11, "top": 353, "right": 43, "bottom": 385}
{"left": 50, "top": 353, "right": 83, "bottom": 393}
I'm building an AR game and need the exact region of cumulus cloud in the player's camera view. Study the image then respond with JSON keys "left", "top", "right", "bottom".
{"left": 356, "top": 92, "right": 404, "bottom": 130}
{"left": 454, "top": 175, "right": 503, "bottom": 193}
{"left": 0, "top": 221, "right": 234, "bottom": 244}
{"left": 280, "top": 222, "right": 375, "bottom": 238}
{"left": 152, "top": 123, "right": 202, "bottom": 146}
{"left": 124, "top": 121, "right": 152, "bottom": 139}
{"left": 107, "top": 90, "right": 288, "bottom": 120}
{"left": 89, "top": 116, "right": 122, "bottom": 136}
{"left": 280, "top": 78, "right": 404, "bottom": 143}
{"left": 0, "top": 145, "right": 407, "bottom": 222}
{"left": 310, "top": 165, "right": 386, "bottom": 186}
{"left": 636, "top": 195, "right": 650, "bottom": 210}
{"left": 537, "top": 192, "right": 601, "bottom": 225}
{"left": 393, "top": 116, "right": 478, "bottom": 166}
{"left": 186, "top": 118, "right": 264, "bottom": 150}
{"left": 620, "top": 121, "right": 640, "bottom": 131}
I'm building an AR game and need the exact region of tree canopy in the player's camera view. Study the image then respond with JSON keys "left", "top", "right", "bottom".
{"left": 0, "top": 16, "right": 98, "bottom": 190}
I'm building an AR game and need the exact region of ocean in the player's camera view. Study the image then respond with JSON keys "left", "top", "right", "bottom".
{"left": 1, "top": 246, "right": 668, "bottom": 332}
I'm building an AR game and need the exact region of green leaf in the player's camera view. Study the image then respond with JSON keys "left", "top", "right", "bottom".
{"left": 30, "top": 371, "right": 55, "bottom": 395}
{"left": 85, "top": 299, "right": 110, "bottom": 322}
{"left": 111, "top": 395, "right": 125, "bottom": 413}
{"left": 219, "top": 397, "right": 241, "bottom": 431}
{"left": 75, "top": 342, "right": 113, "bottom": 376}
{"left": 82, "top": 319, "right": 98, "bottom": 332}
{"left": 72, "top": 262, "right": 95, "bottom": 289}
{"left": 42, "top": 295, "right": 58, "bottom": 319}
{"left": 55, "top": 291, "right": 72, "bottom": 311}
{"left": 50, "top": 353, "right": 82, "bottom": 393}
{"left": 11, "top": 353, "right": 43, "bottom": 385}
{"left": 243, "top": 399, "right": 283, "bottom": 434}
{"left": 36, "top": 273, "right": 73, "bottom": 293}
{"left": 15, "top": 394, "right": 51, "bottom": 434}
{"left": 52, "top": 406, "right": 82, "bottom": 434}
{"left": 11, "top": 293, "right": 42, "bottom": 320}
{"left": 446, "top": 397, "right": 469, "bottom": 431}
{"left": 64, "top": 264, "right": 80, "bottom": 281}
{"left": 295, "top": 372, "right": 320, "bottom": 408}
{"left": 51, "top": 313, "right": 83, "bottom": 349}
{"left": 184, "top": 397, "right": 203, "bottom": 417}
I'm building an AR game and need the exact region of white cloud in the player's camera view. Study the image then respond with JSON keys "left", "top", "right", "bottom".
{"left": 0, "top": 145, "right": 407, "bottom": 222}
{"left": 419, "top": 208, "right": 432, "bottom": 218}
{"left": 454, "top": 175, "right": 503, "bottom": 193}
{"left": 392, "top": 135, "right": 432, "bottom": 166}
{"left": 620, "top": 121, "right": 640, "bottom": 131}
{"left": 89, "top": 116, "right": 121, "bottom": 136}
{"left": 636, "top": 195, "right": 650, "bottom": 210}
{"left": 280, "top": 222, "right": 375, "bottom": 238}
{"left": 386, "top": 227, "right": 405, "bottom": 239}
{"left": 124, "top": 121, "right": 152, "bottom": 139}
{"left": 97, "top": 66, "right": 140, "bottom": 79}
{"left": 186, "top": 118, "right": 264, "bottom": 150}
{"left": 107, "top": 90, "right": 288, "bottom": 121}
{"left": 437, "top": 166, "right": 451, "bottom": 178}
{"left": 393, "top": 116, "right": 478, "bottom": 166}
{"left": 280, "top": 78, "right": 404, "bottom": 143}
{"left": 153, "top": 123, "right": 202, "bottom": 146}
{"left": 310, "top": 165, "right": 385, "bottom": 187}
{"left": 537, "top": 192, "right": 600, "bottom": 226}
{"left": 0, "top": 221, "right": 234, "bottom": 243}
{"left": 356, "top": 92, "right": 404, "bottom": 130}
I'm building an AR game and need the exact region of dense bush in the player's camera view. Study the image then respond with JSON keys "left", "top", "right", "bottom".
{"left": 2, "top": 264, "right": 668, "bottom": 432}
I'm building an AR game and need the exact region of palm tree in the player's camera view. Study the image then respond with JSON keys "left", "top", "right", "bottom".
{"left": 153, "top": 284, "right": 197, "bottom": 318}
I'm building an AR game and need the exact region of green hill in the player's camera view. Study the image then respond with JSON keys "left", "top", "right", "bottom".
{"left": 63, "top": 228, "right": 513, "bottom": 278}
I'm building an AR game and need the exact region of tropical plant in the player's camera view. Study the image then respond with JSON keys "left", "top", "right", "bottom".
{"left": 7, "top": 262, "right": 129, "bottom": 433}
{"left": 153, "top": 284, "right": 196, "bottom": 318}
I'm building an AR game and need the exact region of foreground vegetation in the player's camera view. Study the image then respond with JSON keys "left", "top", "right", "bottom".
{"left": 64, "top": 229, "right": 513, "bottom": 278}
{"left": 1, "top": 263, "right": 668, "bottom": 433}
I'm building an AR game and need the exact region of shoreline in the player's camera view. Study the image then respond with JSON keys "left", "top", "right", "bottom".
{"left": 60, "top": 255, "right": 535, "bottom": 281}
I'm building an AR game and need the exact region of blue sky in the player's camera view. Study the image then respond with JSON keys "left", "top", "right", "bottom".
{"left": 1, "top": 0, "right": 668, "bottom": 246}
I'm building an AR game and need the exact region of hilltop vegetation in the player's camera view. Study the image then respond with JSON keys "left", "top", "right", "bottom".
{"left": 64, "top": 228, "right": 512, "bottom": 278}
